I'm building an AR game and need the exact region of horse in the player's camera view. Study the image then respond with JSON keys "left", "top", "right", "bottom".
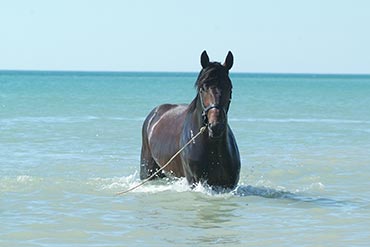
{"left": 140, "top": 51, "right": 240, "bottom": 190}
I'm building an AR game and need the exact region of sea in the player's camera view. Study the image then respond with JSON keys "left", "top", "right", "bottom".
{"left": 1, "top": 70, "right": 370, "bottom": 246}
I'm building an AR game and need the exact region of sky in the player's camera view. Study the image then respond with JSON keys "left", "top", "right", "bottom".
{"left": 1, "top": 0, "right": 369, "bottom": 74}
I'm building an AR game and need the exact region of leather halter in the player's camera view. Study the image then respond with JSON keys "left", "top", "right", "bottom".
{"left": 199, "top": 89, "right": 227, "bottom": 126}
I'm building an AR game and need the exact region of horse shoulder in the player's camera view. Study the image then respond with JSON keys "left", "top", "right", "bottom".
{"left": 145, "top": 104, "right": 188, "bottom": 172}
{"left": 147, "top": 104, "right": 187, "bottom": 135}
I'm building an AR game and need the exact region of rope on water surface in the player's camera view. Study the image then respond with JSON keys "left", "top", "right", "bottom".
{"left": 116, "top": 126, "right": 207, "bottom": 195}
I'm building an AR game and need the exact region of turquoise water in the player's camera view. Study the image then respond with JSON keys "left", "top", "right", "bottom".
{"left": 1, "top": 71, "right": 370, "bottom": 246}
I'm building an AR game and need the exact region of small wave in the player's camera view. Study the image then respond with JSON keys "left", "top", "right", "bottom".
{"left": 233, "top": 184, "right": 352, "bottom": 208}
{"left": 0, "top": 116, "right": 145, "bottom": 126}
{"left": 229, "top": 118, "right": 370, "bottom": 124}
{"left": 107, "top": 117, "right": 145, "bottom": 122}
{"left": 233, "top": 185, "right": 294, "bottom": 198}
{"left": 91, "top": 172, "right": 139, "bottom": 191}
{"left": 0, "top": 175, "right": 43, "bottom": 192}
{"left": 0, "top": 116, "right": 100, "bottom": 125}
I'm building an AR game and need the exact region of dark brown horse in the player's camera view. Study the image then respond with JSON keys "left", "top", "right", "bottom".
{"left": 140, "top": 51, "right": 240, "bottom": 190}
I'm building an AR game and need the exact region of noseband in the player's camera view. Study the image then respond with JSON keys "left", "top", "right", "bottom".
{"left": 199, "top": 89, "right": 227, "bottom": 126}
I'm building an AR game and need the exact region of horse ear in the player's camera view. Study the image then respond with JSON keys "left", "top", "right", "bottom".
{"left": 223, "top": 51, "right": 233, "bottom": 70}
{"left": 200, "top": 50, "right": 209, "bottom": 68}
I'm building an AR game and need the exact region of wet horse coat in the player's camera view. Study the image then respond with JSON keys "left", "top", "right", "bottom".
{"left": 140, "top": 51, "right": 240, "bottom": 189}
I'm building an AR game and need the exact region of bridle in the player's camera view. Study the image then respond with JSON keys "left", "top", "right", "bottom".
{"left": 198, "top": 88, "right": 229, "bottom": 126}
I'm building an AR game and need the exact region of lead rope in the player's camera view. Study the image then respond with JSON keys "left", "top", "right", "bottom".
{"left": 116, "top": 126, "right": 207, "bottom": 195}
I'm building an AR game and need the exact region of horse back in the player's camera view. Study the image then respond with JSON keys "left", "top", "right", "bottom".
{"left": 143, "top": 104, "right": 188, "bottom": 176}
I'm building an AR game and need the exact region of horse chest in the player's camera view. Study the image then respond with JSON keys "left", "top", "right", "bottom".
{"left": 185, "top": 145, "right": 230, "bottom": 174}
{"left": 208, "top": 150, "right": 224, "bottom": 167}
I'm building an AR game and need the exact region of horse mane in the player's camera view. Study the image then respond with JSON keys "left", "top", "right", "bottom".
{"left": 188, "top": 94, "right": 199, "bottom": 112}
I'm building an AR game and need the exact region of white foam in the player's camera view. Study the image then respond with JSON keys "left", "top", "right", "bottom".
{"left": 16, "top": 175, "right": 33, "bottom": 183}
{"left": 132, "top": 178, "right": 190, "bottom": 193}
{"left": 91, "top": 172, "right": 139, "bottom": 191}
{"left": 295, "top": 182, "right": 325, "bottom": 193}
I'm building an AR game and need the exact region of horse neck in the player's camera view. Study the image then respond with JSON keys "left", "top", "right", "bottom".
{"left": 191, "top": 94, "right": 204, "bottom": 129}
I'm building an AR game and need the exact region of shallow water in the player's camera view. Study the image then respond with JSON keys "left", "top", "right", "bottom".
{"left": 1, "top": 71, "right": 370, "bottom": 246}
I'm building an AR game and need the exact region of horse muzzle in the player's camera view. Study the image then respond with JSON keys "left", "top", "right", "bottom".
{"left": 208, "top": 122, "right": 226, "bottom": 139}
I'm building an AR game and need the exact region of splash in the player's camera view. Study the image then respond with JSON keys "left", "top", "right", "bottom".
{"left": 91, "top": 172, "right": 237, "bottom": 196}
{"left": 91, "top": 172, "right": 190, "bottom": 194}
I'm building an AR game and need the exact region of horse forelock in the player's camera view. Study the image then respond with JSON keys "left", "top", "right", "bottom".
{"left": 195, "top": 62, "right": 232, "bottom": 90}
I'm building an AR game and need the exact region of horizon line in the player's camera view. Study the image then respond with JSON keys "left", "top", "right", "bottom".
{"left": 1, "top": 69, "right": 370, "bottom": 77}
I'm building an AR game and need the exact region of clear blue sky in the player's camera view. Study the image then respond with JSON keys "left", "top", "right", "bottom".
{"left": 1, "top": 0, "right": 369, "bottom": 74}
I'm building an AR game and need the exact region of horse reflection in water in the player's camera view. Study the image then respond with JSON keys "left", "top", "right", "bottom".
{"left": 140, "top": 51, "right": 241, "bottom": 190}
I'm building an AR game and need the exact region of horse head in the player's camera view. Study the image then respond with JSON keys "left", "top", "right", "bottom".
{"left": 196, "top": 51, "right": 234, "bottom": 139}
